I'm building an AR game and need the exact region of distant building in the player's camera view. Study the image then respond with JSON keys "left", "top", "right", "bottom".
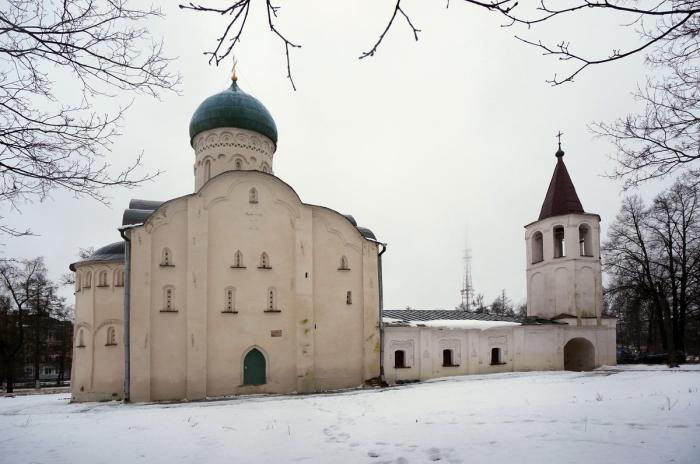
{"left": 382, "top": 146, "right": 616, "bottom": 383}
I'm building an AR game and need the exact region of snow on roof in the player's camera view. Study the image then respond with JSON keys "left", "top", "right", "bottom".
{"left": 383, "top": 317, "right": 520, "bottom": 331}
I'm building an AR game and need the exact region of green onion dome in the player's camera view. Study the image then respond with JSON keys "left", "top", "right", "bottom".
{"left": 189, "top": 80, "right": 278, "bottom": 146}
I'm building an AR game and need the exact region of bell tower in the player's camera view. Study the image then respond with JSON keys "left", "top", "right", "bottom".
{"left": 524, "top": 141, "right": 603, "bottom": 321}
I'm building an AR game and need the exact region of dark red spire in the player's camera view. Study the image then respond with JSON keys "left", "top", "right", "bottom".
{"left": 538, "top": 148, "right": 584, "bottom": 220}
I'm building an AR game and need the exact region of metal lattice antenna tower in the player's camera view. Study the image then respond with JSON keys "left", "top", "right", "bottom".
{"left": 460, "top": 247, "right": 474, "bottom": 311}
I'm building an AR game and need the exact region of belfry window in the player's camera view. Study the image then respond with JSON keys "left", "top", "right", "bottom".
{"left": 394, "top": 350, "right": 407, "bottom": 368}
{"left": 259, "top": 252, "right": 271, "bottom": 269}
{"left": 232, "top": 250, "right": 245, "bottom": 268}
{"left": 553, "top": 226, "right": 565, "bottom": 258}
{"left": 84, "top": 272, "right": 92, "bottom": 288}
{"left": 249, "top": 187, "right": 258, "bottom": 204}
{"left": 579, "top": 224, "right": 593, "bottom": 257}
{"left": 106, "top": 326, "right": 117, "bottom": 346}
{"left": 161, "top": 248, "right": 174, "bottom": 267}
{"left": 339, "top": 255, "right": 350, "bottom": 270}
{"left": 532, "top": 232, "right": 544, "bottom": 264}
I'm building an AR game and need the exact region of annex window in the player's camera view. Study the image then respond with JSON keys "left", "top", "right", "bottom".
{"left": 161, "top": 248, "right": 174, "bottom": 267}
{"left": 232, "top": 250, "right": 245, "bottom": 268}
{"left": 394, "top": 350, "right": 406, "bottom": 368}
{"left": 97, "top": 270, "right": 108, "bottom": 287}
{"left": 442, "top": 349, "right": 455, "bottom": 367}
{"left": 249, "top": 187, "right": 258, "bottom": 204}
{"left": 77, "top": 329, "right": 85, "bottom": 348}
{"left": 84, "top": 271, "right": 92, "bottom": 288}
{"left": 204, "top": 159, "right": 211, "bottom": 181}
{"left": 339, "top": 255, "right": 350, "bottom": 270}
{"left": 106, "top": 326, "right": 117, "bottom": 346}
{"left": 259, "top": 252, "right": 271, "bottom": 269}
{"left": 265, "top": 288, "right": 278, "bottom": 312}
{"left": 114, "top": 270, "right": 125, "bottom": 287}
{"left": 579, "top": 224, "right": 593, "bottom": 257}
{"left": 346, "top": 291, "right": 352, "bottom": 305}
{"left": 553, "top": 226, "right": 565, "bottom": 258}
{"left": 162, "top": 286, "right": 176, "bottom": 312}
{"left": 531, "top": 231, "right": 544, "bottom": 264}
{"left": 223, "top": 287, "right": 237, "bottom": 313}
{"left": 490, "top": 347, "right": 502, "bottom": 365}
{"left": 235, "top": 158, "right": 242, "bottom": 170}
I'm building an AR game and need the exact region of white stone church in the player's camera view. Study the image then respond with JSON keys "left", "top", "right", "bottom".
{"left": 69, "top": 75, "right": 615, "bottom": 402}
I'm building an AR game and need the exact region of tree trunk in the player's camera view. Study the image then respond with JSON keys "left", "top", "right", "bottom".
{"left": 5, "top": 356, "right": 14, "bottom": 393}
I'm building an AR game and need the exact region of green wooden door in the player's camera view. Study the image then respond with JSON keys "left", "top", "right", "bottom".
{"left": 243, "top": 349, "right": 266, "bottom": 385}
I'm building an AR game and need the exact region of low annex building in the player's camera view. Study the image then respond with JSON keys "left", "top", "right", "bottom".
{"left": 382, "top": 146, "right": 616, "bottom": 384}
{"left": 69, "top": 74, "right": 383, "bottom": 402}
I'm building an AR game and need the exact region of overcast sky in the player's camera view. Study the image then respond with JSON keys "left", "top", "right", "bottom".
{"left": 4, "top": 1, "right": 675, "bottom": 310}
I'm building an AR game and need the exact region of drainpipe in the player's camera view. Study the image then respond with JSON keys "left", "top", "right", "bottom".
{"left": 119, "top": 227, "right": 132, "bottom": 402}
{"left": 377, "top": 242, "right": 387, "bottom": 384}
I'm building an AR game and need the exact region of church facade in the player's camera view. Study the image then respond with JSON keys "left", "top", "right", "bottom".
{"left": 69, "top": 75, "right": 615, "bottom": 403}
{"left": 69, "top": 76, "right": 382, "bottom": 402}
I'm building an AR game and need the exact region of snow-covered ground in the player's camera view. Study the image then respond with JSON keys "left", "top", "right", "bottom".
{"left": 1, "top": 366, "right": 699, "bottom": 464}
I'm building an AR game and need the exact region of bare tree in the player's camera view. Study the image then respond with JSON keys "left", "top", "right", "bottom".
{"left": 181, "top": 1, "right": 699, "bottom": 185}
{"left": 0, "top": 258, "right": 41, "bottom": 392}
{"left": 0, "top": 0, "right": 179, "bottom": 237}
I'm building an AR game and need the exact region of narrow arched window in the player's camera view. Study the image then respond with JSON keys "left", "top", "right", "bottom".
{"left": 162, "top": 286, "right": 176, "bottom": 312}
{"left": 223, "top": 287, "right": 236, "bottom": 313}
{"left": 261, "top": 162, "right": 270, "bottom": 173}
{"left": 77, "top": 329, "right": 85, "bottom": 347}
{"left": 249, "top": 187, "right": 258, "bottom": 204}
{"left": 235, "top": 158, "right": 242, "bottom": 170}
{"left": 233, "top": 250, "right": 244, "bottom": 268}
{"left": 161, "top": 248, "right": 173, "bottom": 266}
{"left": 553, "top": 226, "right": 565, "bottom": 258}
{"left": 84, "top": 271, "right": 92, "bottom": 288}
{"left": 346, "top": 291, "right": 352, "bottom": 305}
{"left": 266, "top": 288, "right": 277, "bottom": 311}
{"left": 394, "top": 350, "right": 406, "bottom": 368}
{"left": 204, "top": 159, "right": 211, "bottom": 181}
{"left": 532, "top": 232, "right": 544, "bottom": 264}
{"left": 579, "top": 224, "right": 593, "bottom": 257}
{"left": 259, "top": 252, "right": 270, "bottom": 269}
{"left": 114, "top": 270, "right": 124, "bottom": 287}
{"left": 339, "top": 255, "right": 350, "bottom": 270}
{"left": 106, "top": 326, "right": 116, "bottom": 346}
{"left": 98, "top": 270, "right": 108, "bottom": 287}
{"left": 75, "top": 273, "right": 81, "bottom": 292}
{"left": 491, "top": 347, "right": 502, "bottom": 365}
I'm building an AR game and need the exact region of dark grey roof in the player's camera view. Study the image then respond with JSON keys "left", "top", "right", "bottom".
{"left": 343, "top": 214, "right": 357, "bottom": 227}
{"left": 357, "top": 226, "right": 376, "bottom": 240}
{"left": 123, "top": 199, "right": 164, "bottom": 226}
{"left": 383, "top": 309, "right": 520, "bottom": 323}
{"left": 69, "top": 241, "right": 125, "bottom": 271}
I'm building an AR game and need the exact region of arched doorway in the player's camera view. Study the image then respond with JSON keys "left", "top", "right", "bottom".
{"left": 243, "top": 348, "right": 266, "bottom": 385}
{"left": 564, "top": 337, "right": 595, "bottom": 371}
